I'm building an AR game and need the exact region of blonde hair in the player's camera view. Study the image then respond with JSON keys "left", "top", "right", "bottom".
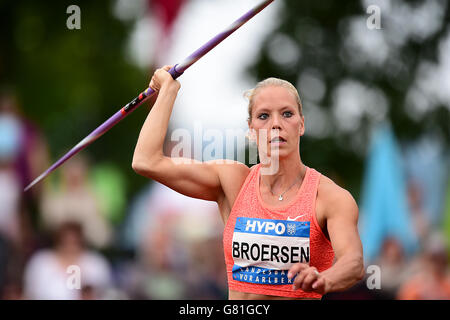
{"left": 244, "top": 77, "right": 303, "bottom": 121}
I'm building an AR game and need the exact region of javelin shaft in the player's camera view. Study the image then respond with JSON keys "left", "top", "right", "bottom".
{"left": 24, "top": 0, "right": 274, "bottom": 192}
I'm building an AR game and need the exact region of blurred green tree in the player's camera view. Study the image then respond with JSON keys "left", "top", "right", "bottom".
{"left": 0, "top": 0, "right": 150, "bottom": 200}
{"left": 246, "top": 0, "right": 450, "bottom": 199}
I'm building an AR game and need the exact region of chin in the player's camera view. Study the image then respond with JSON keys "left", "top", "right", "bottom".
{"left": 261, "top": 145, "right": 293, "bottom": 160}
{"left": 275, "top": 149, "right": 292, "bottom": 160}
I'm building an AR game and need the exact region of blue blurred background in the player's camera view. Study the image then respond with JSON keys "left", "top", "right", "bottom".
{"left": 0, "top": 0, "right": 449, "bottom": 299}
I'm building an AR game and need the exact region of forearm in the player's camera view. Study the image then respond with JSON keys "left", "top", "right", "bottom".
{"left": 321, "top": 253, "right": 364, "bottom": 293}
{"left": 132, "top": 83, "right": 180, "bottom": 166}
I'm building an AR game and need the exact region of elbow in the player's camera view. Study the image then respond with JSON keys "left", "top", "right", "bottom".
{"left": 132, "top": 155, "right": 162, "bottom": 177}
{"left": 345, "top": 254, "right": 365, "bottom": 283}
{"left": 132, "top": 160, "right": 147, "bottom": 176}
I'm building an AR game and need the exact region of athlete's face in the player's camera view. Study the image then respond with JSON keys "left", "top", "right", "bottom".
{"left": 248, "top": 86, "right": 304, "bottom": 158}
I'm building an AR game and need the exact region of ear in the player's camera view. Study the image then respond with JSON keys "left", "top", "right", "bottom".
{"left": 247, "top": 122, "right": 257, "bottom": 141}
{"left": 247, "top": 129, "right": 257, "bottom": 142}
{"left": 299, "top": 115, "right": 305, "bottom": 137}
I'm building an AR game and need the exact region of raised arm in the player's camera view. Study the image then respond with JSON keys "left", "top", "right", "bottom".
{"left": 132, "top": 66, "right": 181, "bottom": 170}
{"left": 132, "top": 66, "right": 232, "bottom": 202}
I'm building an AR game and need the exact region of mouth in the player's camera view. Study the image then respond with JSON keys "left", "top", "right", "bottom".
{"left": 270, "top": 136, "right": 287, "bottom": 144}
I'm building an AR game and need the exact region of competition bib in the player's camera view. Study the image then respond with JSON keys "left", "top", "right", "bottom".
{"left": 231, "top": 217, "right": 310, "bottom": 285}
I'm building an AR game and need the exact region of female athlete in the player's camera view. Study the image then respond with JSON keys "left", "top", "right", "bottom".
{"left": 132, "top": 65, "right": 364, "bottom": 299}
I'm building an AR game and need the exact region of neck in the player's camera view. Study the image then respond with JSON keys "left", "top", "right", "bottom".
{"left": 259, "top": 150, "right": 305, "bottom": 189}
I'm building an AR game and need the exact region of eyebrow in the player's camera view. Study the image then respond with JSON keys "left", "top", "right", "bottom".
{"left": 255, "top": 105, "right": 296, "bottom": 113}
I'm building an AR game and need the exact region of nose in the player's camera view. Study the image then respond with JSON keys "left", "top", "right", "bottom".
{"left": 270, "top": 113, "right": 282, "bottom": 130}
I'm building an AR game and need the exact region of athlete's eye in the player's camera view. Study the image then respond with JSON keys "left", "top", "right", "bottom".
{"left": 283, "top": 111, "right": 293, "bottom": 118}
{"left": 257, "top": 113, "right": 269, "bottom": 120}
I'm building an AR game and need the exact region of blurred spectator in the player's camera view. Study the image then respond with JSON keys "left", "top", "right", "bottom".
{"left": 374, "top": 237, "right": 420, "bottom": 299}
{"left": 183, "top": 236, "right": 228, "bottom": 299}
{"left": 23, "top": 222, "right": 112, "bottom": 300}
{"left": 0, "top": 89, "right": 52, "bottom": 298}
{"left": 131, "top": 212, "right": 188, "bottom": 299}
{"left": 443, "top": 178, "right": 450, "bottom": 256}
{"left": 40, "top": 154, "right": 112, "bottom": 248}
{"left": 0, "top": 110, "right": 23, "bottom": 245}
{"left": 403, "top": 135, "right": 449, "bottom": 228}
{"left": 397, "top": 232, "right": 450, "bottom": 300}
{"left": 122, "top": 181, "right": 226, "bottom": 299}
{"left": 407, "top": 179, "right": 431, "bottom": 246}
{"left": 0, "top": 90, "right": 49, "bottom": 198}
{"left": 0, "top": 90, "right": 39, "bottom": 297}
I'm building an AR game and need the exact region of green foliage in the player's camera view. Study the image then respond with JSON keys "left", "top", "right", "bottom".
{"left": 0, "top": 0, "right": 150, "bottom": 198}
{"left": 246, "top": 0, "right": 450, "bottom": 199}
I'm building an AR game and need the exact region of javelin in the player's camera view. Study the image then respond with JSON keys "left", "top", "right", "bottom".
{"left": 24, "top": 0, "right": 274, "bottom": 192}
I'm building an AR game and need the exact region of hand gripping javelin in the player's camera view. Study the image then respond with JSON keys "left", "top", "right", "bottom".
{"left": 24, "top": 0, "right": 275, "bottom": 192}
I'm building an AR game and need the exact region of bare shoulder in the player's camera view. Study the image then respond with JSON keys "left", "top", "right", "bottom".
{"left": 211, "top": 160, "right": 250, "bottom": 186}
{"left": 317, "top": 173, "right": 359, "bottom": 220}
{"left": 208, "top": 160, "right": 251, "bottom": 221}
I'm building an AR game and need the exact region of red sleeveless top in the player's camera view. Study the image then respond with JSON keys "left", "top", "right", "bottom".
{"left": 223, "top": 164, "right": 334, "bottom": 298}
